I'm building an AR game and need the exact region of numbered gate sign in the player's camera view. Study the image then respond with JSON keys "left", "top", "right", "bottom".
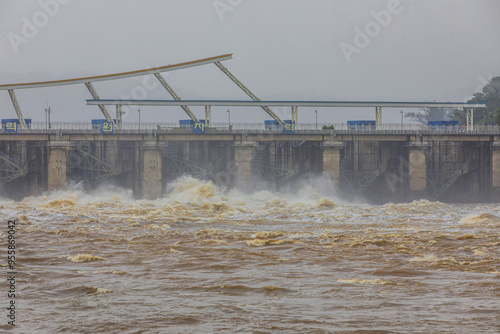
{"left": 4, "top": 121, "right": 17, "bottom": 134}
{"left": 100, "top": 121, "right": 113, "bottom": 135}
{"left": 193, "top": 121, "right": 205, "bottom": 134}
{"left": 283, "top": 120, "right": 295, "bottom": 134}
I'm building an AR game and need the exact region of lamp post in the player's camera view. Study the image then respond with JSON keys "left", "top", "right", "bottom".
{"left": 45, "top": 106, "right": 51, "bottom": 129}
{"left": 138, "top": 108, "right": 141, "bottom": 131}
{"left": 400, "top": 110, "right": 404, "bottom": 130}
{"left": 314, "top": 110, "right": 318, "bottom": 130}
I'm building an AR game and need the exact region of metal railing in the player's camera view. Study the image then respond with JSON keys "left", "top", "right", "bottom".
{"left": 6, "top": 122, "right": 500, "bottom": 135}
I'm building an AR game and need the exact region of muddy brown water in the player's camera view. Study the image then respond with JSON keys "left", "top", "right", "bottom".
{"left": 1, "top": 176, "right": 499, "bottom": 333}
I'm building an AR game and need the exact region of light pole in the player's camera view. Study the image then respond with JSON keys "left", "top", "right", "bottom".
{"left": 45, "top": 106, "right": 51, "bottom": 129}
{"left": 314, "top": 110, "right": 318, "bottom": 130}
{"left": 138, "top": 109, "right": 141, "bottom": 131}
{"left": 400, "top": 110, "right": 404, "bottom": 130}
{"left": 227, "top": 109, "right": 231, "bottom": 127}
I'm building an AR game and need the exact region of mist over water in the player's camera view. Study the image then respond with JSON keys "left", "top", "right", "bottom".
{"left": 1, "top": 176, "right": 499, "bottom": 333}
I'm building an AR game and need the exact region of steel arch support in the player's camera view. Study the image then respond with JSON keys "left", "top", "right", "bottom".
{"left": 154, "top": 73, "right": 199, "bottom": 122}
{"left": 214, "top": 61, "right": 283, "bottom": 125}
{"left": 7, "top": 90, "right": 27, "bottom": 129}
{"left": 85, "top": 82, "right": 114, "bottom": 123}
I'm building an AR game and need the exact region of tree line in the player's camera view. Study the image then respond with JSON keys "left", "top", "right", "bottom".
{"left": 405, "top": 76, "right": 500, "bottom": 125}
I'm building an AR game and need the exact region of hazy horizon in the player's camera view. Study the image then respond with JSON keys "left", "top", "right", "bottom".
{"left": 1, "top": 0, "right": 499, "bottom": 124}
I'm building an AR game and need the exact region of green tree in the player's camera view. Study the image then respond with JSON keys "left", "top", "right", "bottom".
{"left": 405, "top": 107, "right": 453, "bottom": 124}
{"left": 451, "top": 76, "right": 500, "bottom": 125}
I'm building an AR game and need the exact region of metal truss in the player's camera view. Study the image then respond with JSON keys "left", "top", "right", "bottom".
{"left": 85, "top": 82, "right": 114, "bottom": 123}
{"left": 278, "top": 140, "right": 307, "bottom": 148}
{"left": 69, "top": 149, "right": 117, "bottom": 185}
{"left": 162, "top": 145, "right": 208, "bottom": 179}
{"left": 214, "top": 61, "right": 283, "bottom": 125}
{"left": 253, "top": 146, "right": 295, "bottom": 185}
{"left": 86, "top": 100, "right": 487, "bottom": 109}
{"left": 165, "top": 156, "right": 208, "bottom": 179}
{"left": 427, "top": 169, "right": 463, "bottom": 199}
{"left": 0, "top": 152, "right": 25, "bottom": 185}
{"left": 1, "top": 54, "right": 232, "bottom": 129}
{"left": 154, "top": 73, "right": 199, "bottom": 122}
{"left": 257, "top": 163, "right": 295, "bottom": 185}
{"left": 1, "top": 54, "right": 233, "bottom": 91}
{"left": 341, "top": 169, "right": 380, "bottom": 193}
{"left": 426, "top": 163, "right": 477, "bottom": 199}
{"left": 292, "top": 140, "right": 307, "bottom": 147}
{"left": 8, "top": 90, "right": 27, "bottom": 129}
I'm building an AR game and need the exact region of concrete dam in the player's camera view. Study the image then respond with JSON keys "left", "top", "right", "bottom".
{"left": 1, "top": 127, "right": 499, "bottom": 203}
{"left": 0, "top": 53, "right": 491, "bottom": 203}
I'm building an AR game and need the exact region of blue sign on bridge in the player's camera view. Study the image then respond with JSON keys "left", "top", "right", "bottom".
{"left": 283, "top": 120, "right": 295, "bottom": 134}
{"left": 1, "top": 119, "right": 32, "bottom": 134}
{"left": 193, "top": 121, "right": 205, "bottom": 134}
{"left": 100, "top": 121, "right": 114, "bottom": 135}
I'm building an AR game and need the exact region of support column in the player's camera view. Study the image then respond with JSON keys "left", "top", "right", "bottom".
{"left": 234, "top": 141, "right": 257, "bottom": 190}
{"left": 116, "top": 105, "right": 123, "bottom": 129}
{"left": 466, "top": 108, "right": 474, "bottom": 131}
{"left": 408, "top": 142, "right": 429, "bottom": 193}
{"left": 323, "top": 141, "right": 343, "bottom": 188}
{"left": 47, "top": 141, "right": 71, "bottom": 192}
{"left": 142, "top": 142, "right": 163, "bottom": 199}
{"left": 291, "top": 106, "right": 298, "bottom": 123}
{"left": 205, "top": 105, "right": 211, "bottom": 126}
{"left": 375, "top": 106, "right": 382, "bottom": 130}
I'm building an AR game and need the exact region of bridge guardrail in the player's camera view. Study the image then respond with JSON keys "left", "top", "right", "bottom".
{"left": 6, "top": 122, "right": 500, "bottom": 135}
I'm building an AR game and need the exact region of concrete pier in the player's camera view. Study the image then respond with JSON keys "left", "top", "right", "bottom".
{"left": 47, "top": 141, "right": 71, "bottom": 192}
{"left": 408, "top": 142, "right": 428, "bottom": 193}
{"left": 322, "top": 141, "right": 343, "bottom": 188}
{"left": 233, "top": 141, "right": 256, "bottom": 191}
{"left": 142, "top": 142, "right": 163, "bottom": 199}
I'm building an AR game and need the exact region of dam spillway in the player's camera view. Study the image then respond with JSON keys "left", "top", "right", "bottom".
{"left": 1, "top": 126, "right": 500, "bottom": 203}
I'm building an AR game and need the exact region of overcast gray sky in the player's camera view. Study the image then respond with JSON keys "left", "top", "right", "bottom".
{"left": 1, "top": 0, "right": 499, "bottom": 124}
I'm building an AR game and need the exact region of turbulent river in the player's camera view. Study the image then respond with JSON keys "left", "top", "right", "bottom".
{"left": 1, "top": 176, "right": 499, "bottom": 333}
